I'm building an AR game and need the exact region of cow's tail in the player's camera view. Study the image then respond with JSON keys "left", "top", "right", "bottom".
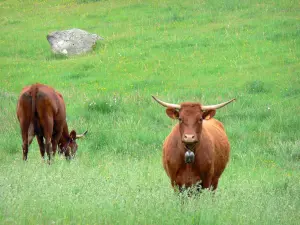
{"left": 30, "top": 84, "right": 38, "bottom": 125}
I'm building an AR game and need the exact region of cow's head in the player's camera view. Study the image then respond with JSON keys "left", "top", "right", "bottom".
{"left": 152, "top": 96, "right": 235, "bottom": 163}
{"left": 59, "top": 130, "right": 88, "bottom": 159}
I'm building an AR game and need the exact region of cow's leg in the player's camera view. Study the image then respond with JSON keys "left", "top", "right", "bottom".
{"left": 172, "top": 182, "right": 187, "bottom": 195}
{"left": 41, "top": 118, "right": 54, "bottom": 163}
{"left": 51, "top": 139, "right": 58, "bottom": 157}
{"left": 171, "top": 181, "right": 179, "bottom": 192}
{"left": 19, "top": 119, "right": 30, "bottom": 161}
{"left": 21, "top": 131, "right": 29, "bottom": 161}
{"left": 51, "top": 136, "right": 60, "bottom": 159}
{"left": 36, "top": 135, "right": 45, "bottom": 159}
{"left": 28, "top": 122, "right": 35, "bottom": 145}
{"left": 17, "top": 93, "right": 32, "bottom": 161}
{"left": 196, "top": 181, "right": 203, "bottom": 192}
{"left": 211, "top": 177, "right": 220, "bottom": 191}
{"left": 51, "top": 126, "right": 63, "bottom": 157}
{"left": 200, "top": 174, "right": 213, "bottom": 190}
{"left": 202, "top": 179, "right": 212, "bottom": 189}
{"left": 45, "top": 137, "right": 52, "bottom": 163}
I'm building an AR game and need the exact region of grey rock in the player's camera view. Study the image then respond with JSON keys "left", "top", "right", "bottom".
{"left": 47, "top": 28, "right": 103, "bottom": 56}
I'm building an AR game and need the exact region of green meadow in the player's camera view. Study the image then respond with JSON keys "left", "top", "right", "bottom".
{"left": 1, "top": 0, "right": 300, "bottom": 224}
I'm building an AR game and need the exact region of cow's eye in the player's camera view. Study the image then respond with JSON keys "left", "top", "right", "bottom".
{"left": 199, "top": 118, "right": 203, "bottom": 123}
{"left": 178, "top": 118, "right": 183, "bottom": 123}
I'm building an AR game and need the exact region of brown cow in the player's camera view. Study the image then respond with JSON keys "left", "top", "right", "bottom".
{"left": 152, "top": 96, "right": 235, "bottom": 192}
{"left": 16, "top": 83, "right": 87, "bottom": 161}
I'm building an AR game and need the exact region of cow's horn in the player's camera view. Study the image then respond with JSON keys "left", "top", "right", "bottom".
{"left": 201, "top": 98, "right": 236, "bottom": 111}
{"left": 76, "top": 130, "right": 88, "bottom": 139}
{"left": 152, "top": 96, "right": 181, "bottom": 109}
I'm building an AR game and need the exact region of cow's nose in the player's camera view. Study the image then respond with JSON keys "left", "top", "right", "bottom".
{"left": 183, "top": 134, "right": 197, "bottom": 143}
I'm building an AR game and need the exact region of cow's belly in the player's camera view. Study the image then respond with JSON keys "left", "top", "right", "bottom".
{"left": 175, "top": 166, "right": 201, "bottom": 187}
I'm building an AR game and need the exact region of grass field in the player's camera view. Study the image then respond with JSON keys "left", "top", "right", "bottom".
{"left": 1, "top": 0, "right": 300, "bottom": 224}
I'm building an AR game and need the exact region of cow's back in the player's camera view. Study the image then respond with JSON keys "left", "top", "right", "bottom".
{"left": 35, "top": 85, "right": 59, "bottom": 114}
{"left": 203, "top": 119, "right": 230, "bottom": 178}
{"left": 17, "top": 84, "right": 66, "bottom": 134}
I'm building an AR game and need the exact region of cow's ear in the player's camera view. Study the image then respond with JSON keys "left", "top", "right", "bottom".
{"left": 166, "top": 108, "right": 179, "bottom": 119}
{"left": 70, "top": 130, "right": 77, "bottom": 140}
{"left": 202, "top": 110, "right": 216, "bottom": 120}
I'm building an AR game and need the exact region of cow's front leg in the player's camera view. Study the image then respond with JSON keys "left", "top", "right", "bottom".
{"left": 51, "top": 130, "right": 62, "bottom": 157}
{"left": 200, "top": 175, "right": 213, "bottom": 190}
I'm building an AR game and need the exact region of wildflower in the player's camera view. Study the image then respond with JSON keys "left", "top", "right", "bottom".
{"left": 89, "top": 101, "right": 96, "bottom": 106}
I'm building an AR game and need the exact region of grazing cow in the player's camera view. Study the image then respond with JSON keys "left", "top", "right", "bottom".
{"left": 152, "top": 96, "right": 235, "bottom": 192}
{"left": 16, "top": 83, "right": 87, "bottom": 161}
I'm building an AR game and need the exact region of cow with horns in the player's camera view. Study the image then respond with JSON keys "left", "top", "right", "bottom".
{"left": 17, "top": 83, "right": 87, "bottom": 162}
{"left": 152, "top": 96, "right": 235, "bottom": 192}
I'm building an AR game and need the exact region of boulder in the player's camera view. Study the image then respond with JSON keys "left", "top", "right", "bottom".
{"left": 47, "top": 28, "right": 103, "bottom": 56}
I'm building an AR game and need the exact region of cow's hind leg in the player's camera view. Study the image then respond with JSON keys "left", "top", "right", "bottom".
{"left": 36, "top": 135, "right": 45, "bottom": 159}
{"left": 17, "top": 94, "right": 32, "bottom": 161}
{"left": 45, "top": 134, "right": 53, "bottom": 163}
{"left": 21, "top": 130, "right": 29, "bottom": 161}
{"left": 45, "top": 138, "right": 52, "bottom": 163}
{"left": 19, "top": 119, "right": 31, "bottom": 161}
{"left": 40, "top": 118, "right": 54, "bottom": 163}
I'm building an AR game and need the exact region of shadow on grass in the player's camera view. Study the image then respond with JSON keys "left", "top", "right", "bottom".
{"left": 45, "top": 53, "right": 68, "bottom": 61}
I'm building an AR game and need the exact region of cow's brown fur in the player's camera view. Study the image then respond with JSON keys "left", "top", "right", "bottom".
{"left": 16, "top": 83, "right": 80, "bottom": 161}
{"left": 162, "top": 102, "right": 230, "bottom": 191}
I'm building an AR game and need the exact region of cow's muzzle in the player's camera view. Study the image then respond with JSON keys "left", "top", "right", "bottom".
{"left": 185, "top": 150, "right": 195, "bottom": 164}
{"left": 182, "top": 134, "right": 198, "bottom": 144}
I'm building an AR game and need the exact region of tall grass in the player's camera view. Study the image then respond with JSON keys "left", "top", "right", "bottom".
{"left": 0, "top": 0, "right": 299, "bottom": 224}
